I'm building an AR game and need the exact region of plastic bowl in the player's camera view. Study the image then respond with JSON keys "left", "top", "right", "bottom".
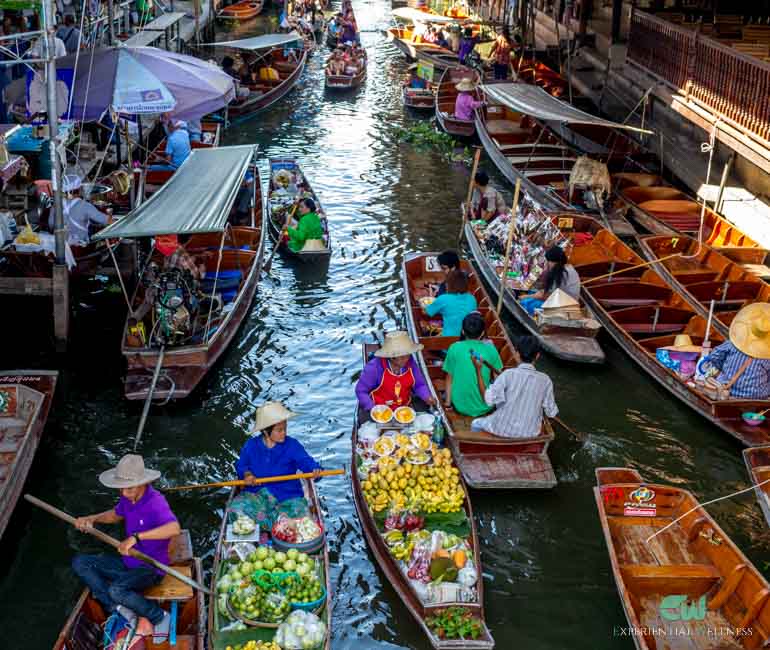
{"left": 371, "top": 404, "right": 393, "bottom": 424}
{"left": 742, "top": 412, "right": 766, "bottom": 426}
{"left": 290, "top": 584, "right": 327, "bottom": 612}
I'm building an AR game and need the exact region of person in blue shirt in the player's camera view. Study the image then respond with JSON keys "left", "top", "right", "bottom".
{"left": 424, "top": 269, "right": 478, "bottom": 337}
{"left": 231, "top": 401, "right": 322, "bottom": 531}
{"left": 149, "top": 119, "right": 191, "bottom": 171}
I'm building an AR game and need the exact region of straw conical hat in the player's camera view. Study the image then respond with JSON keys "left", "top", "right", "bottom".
{"left": 729, "top": 303, "right": 770, "bottom": 360}
{"left": 662, "top": 334, "right": 701, "bottom": 353}
{"left": 251, "top": 401, "right": 298, "bottom": 433}
{"left": 301, "top": 239, "right": 327, "bottom": 252}
{"left": 541, "top": 288, "right": 579, "bottom": 310}
{"left": 455, "top": 79, "right": 476, "bottom": 92}
{"left": 374, "top": 331, "right": 423, "bottom": 358}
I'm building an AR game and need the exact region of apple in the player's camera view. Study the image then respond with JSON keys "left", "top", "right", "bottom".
{"left": 252, "top": 560, "right": 264, "bottom": 571}
{"left": 255, "top": 546, "right": 269, "bottom": 561}
{"left": 284, "top": 559, "right": 296, "bottom": 572}
{"left": 274, "top": 551, "right": 287, "bottom": 565}
{"left": 296, "top": 552, "right": 308, "bottom": 564}
{"left": 287, "top": 548, "right": 299, "bottom": 561}
{"left": 263, "top": 557, "right": 276, "bottom": 571}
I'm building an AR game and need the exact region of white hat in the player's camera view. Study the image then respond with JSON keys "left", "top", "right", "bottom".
{"left": 62, "top": 174, "right": 82, "bottom": 193}
{"left": 374, "top": 331, "right": 423, "bottom": 358}
{"left": 251, "top": 400, "right": 298, "bottom": 433}
{"left": 455, "top": 79, "right": 476, "bottom": 92}
{"left": 173, "top": 119, "right": 188, "bottom": 129}
{"left": 99, "top": 454, "right": 161, "bottom": 489}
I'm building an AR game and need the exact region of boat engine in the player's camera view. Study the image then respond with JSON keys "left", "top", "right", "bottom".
{"left": 147, "top": 267, "right": 199, "bottom": 346}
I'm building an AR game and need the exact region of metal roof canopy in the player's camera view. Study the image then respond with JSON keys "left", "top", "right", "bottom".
{"left": 481, "top": 84, "right": 654, "bottom": 134}
{"left": 93, "top": 145, "right": 256, "bottom": 240}
{"left": 208, "top": 32, "right": 302, "bottom": 51}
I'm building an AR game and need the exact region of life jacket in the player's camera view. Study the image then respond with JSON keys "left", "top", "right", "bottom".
{"left": 370, "top": 358, "right": 415, "bottom": 407}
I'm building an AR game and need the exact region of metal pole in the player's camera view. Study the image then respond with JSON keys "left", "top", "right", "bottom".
{"left": 107, "top": 0, "right": 115, "bottom": 45}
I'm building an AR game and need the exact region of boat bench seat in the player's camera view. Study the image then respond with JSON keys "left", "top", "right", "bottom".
{"left": 621, "top": 564, "right": 721, "bottom": 581}
{"left": 144, "top": 565, "right": 193, "bottom": 602}
{"left": 488, "top": 120, "right": 526, "bottom": 136}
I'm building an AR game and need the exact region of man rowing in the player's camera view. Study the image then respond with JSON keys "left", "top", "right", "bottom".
{"left": 72, "top": 454, "right": 180, "bottom": 643}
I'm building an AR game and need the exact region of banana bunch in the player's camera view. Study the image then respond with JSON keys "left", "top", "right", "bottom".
{"left": 383, "top": 530, "right": 404, "bottom": 546}
{"left": 226, "top": 642, "right": 281, "bottom": 650}
{"left": 390, "top": 540, "right": 414, "bottom": 561}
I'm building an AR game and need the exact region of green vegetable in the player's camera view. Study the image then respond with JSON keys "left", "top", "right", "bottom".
{"left": 426, "top": 607, "right": 483, "bottom": 640}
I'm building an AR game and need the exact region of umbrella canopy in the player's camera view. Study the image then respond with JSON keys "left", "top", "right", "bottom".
{"left": 57, "top": 45, "right": 235, "bottom": 121}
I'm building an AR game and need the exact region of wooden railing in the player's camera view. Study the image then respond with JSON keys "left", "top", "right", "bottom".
{"left": 627, "top": 10, "right": 770, "bottom": 143}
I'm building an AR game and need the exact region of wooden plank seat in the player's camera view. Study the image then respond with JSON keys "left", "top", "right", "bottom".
{"left": 487, "top": 120, "right": 526, "bottom": 136}
{"left": 496, "top": 143, "right": 569, "bottom": 154}
{"left": 505, "top": 155, "right": 577, "bottom": 166}
{"left": 620, "top": 563, "right": 721, "bottom": 581}
{"left": 144, "top": 566, "right": 193, "bottom": 602}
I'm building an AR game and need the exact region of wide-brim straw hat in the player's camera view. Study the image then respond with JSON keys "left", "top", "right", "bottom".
{"left": 455, "top": 79, "right": 476, "bottom": 92}
{"left": 662, "top": 333, "right": 702, "bottom": 353}
{"left": 301, "top": 238, "right": 327, "bottom": 252}
{"left": 374, "top": 331, "right": 423, "bottom": 358}
{"left": 251, "top": 401, "right": 298, "bottom": 433}
{"left": 541, "top": 288, "right": 579, "bottom": 309}
{"left": 729, "top": 303, "right": 770, "bottom": 360}
{"left": 99, "top": 454, "right": 161, "bottom": 489}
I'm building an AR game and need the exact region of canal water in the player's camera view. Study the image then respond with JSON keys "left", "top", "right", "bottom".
{"left": 2, "top": 2, "right": 769, "bottom": 648}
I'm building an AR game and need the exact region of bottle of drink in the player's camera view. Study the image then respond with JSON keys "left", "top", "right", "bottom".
{"left": 432, "top": 410, "right": 445, "bottom": 445}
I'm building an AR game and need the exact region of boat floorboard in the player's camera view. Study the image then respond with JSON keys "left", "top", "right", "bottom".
{"left": 456, "top": 452, "right": 556, "bottom": 489}
{"left": 609, "top": 519, "right": 697, "bottom": 566}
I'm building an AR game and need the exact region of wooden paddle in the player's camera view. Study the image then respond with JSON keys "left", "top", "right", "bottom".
{"left": 263, "top": 199, "right": 301, "bottom": 274}
{"left": 165, "top": 468, "right": 345, "bottom": 492}
{"left": 457, "top": 147, "right": 482, "bottom": 245}
{"left": 24, "top": 495, "right": 212, "bottom": 595}
{"left": 549, "top": 416, "right": 584, "bottom": 440}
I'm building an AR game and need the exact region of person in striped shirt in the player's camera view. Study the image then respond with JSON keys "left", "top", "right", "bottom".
{"left": 470, "top": 335, "right": 558, "bottom": 438}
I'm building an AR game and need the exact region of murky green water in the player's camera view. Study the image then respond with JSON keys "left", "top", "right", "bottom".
{"left": 2, "top": 2, "right": 770, "bottom": 648}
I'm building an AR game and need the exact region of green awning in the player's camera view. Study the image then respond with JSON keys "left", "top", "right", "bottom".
{"left": 93, "top": 145, "right": 256, "bottom": 240}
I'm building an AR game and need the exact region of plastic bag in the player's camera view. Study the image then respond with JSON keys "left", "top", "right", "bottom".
{"left": 227, "top": 541, "right": 257, "bottom": 562}
{"left": 275, "top": 610, "right": 327, "bottom": 649}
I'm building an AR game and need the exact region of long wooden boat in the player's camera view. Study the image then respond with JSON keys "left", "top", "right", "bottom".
{"left": 0, "top": 370, "right": 57, "bottom": 540}
{"left": 510, "top": 55, "right": 569, "bottom": 97}
{"left": 352, "top": 342, "right": 495, "bottom": 647}
{"left": 226, "top": 47, "right": 308, "bottom": 124}
{"left": 743, "top": 447, "right": 770, "bottom": 528}
{"left": 402, "top": 83, "right": 435, "bottom": 110}
{"left": 266, "top": 158, "right": 331, "bottom": 264}
{"left": 464, "top": 215, "right": 605, "bottom": 364}
{"left": 55, "top": 531, "right": 205, "bottom": 650}
{"left": 402, "top": 252, "right": 557, "bottom": 488}
{"left": 578, "top": 226, "right": 770, "bottom": 446}
{"left": 119, "top": 148, "right": 266, "bottom": 401}
{"left": 638, "top": 233, "right": 770, "bottom": 336}
{"left": 325, "top": 50, "right": 366, "bottom": 89}
{"left": 616, "top": 177, "right": 769, "bottom": 264}
{"left": 208, "top": 480, "right": 331, "bottom": 650}
{"left": 385, "top": 27, "right": 458, "bottom": 70}
{"left": 218, "top": 0, "right": 264, "bottom": 20}
{"left": 595, "top": 466, "right": 770, "bottom": 649}
{"left": 435, "top": 67, "right": 479, "bottom": 137}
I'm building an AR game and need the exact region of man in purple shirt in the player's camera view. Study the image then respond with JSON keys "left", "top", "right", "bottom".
{"left": 355, "top": 331, "right": 436, "bottom": 421}
{"left": 72, "top": 454, "right": 181, "bottom": 643}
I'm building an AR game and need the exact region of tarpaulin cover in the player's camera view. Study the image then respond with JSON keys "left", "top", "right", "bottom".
{"left": 93, "top": 145, "right": 256, "bottom": 240}
{"left": 481, "top": 84, "right": 653, "bottom": 134}
{"left": 392, "top": 8, "right": 468, "bottom": 23}
{"left": 209, "top": 32, "right": 302, "bottom": 50}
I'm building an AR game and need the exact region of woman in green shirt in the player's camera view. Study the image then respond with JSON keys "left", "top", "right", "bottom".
{"left": 442, "top": 313, "right": 503, "bottom": 417}
{"left": 287, "top": 198, "right": 324, "bottom": 253}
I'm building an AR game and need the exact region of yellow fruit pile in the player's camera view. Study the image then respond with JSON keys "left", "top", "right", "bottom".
{"left": 361, "top": 449, "right": 464, "bottom": 514}
{"left": 226, "top": 642, "right": 280, "bottom": 650}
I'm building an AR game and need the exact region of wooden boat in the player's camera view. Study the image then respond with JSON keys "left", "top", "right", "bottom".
{"left": 638, "top": 233, "right": 770, "bottom": 336}
{"left": 578, "top": 226, "right": 770, "bottom": 446}
{"left": 743, "top": 447, "right": 770, "bottom": 527}
{"left": 510, "top": 55, "right": 569, "bottom": 97}
{"left": 266, "top": 158, "right": 331, "bottom": 264}
{"left": 55, "top": 531, "right": 205, "bottom": 650}
{"left": 208, "top": 480, "right": 331, "bottom": 650}
{"left": 352, "top": 343, "right": 495, "bottom": 648}
{"left": 595, "top": 466, "right": 770, "bottom": 649}
{"left": 402, "top": 252, "right": 557, "bottom": 488}
{"left": 435, "top": 67, "right": 478, "bottom": 137}
{"left": 0, "top": 370, "right": 57, "bottom": 541}
{"left": 385, "top": 27, "right": 458, "bottom": 69}
{"left": 145, "top": 122, "right": 221, "bottom": 193}
{"left": 464, "top": 214, "right": 605, "bottom": 364}
{"left": 113, "top": 147, "right": 266, "bottom": 400}
{"left": 402, "top": 83, "right": 435, "bottom": 110}
{"left": 226, "top": 47, "right": 308, "bottom": 124}
{"left": 1, "top": 239, "right": 112, "bottom": 278}
{"left": 325, "top": 50, "right": 366, "bottom": 89}
{"left": 218, "top": 0, "right": 264, "bottom": 20}
{"left": 616, "top": 177, "right": 769, "bottom": 265}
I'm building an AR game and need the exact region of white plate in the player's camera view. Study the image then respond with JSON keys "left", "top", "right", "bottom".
{"left": 414, "top": 413, "right": 434, "bottom": 431}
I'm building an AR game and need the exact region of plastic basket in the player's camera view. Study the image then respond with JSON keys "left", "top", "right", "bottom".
{"left": 289, "top": 584, "right": 327, "bottom": 612}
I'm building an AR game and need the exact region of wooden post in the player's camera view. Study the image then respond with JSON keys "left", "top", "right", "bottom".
{"left": 495, "top": 179, "right": 521, "bottom": 315}
{"left": 52, "top": 264, "right": 69, "bottom": 348}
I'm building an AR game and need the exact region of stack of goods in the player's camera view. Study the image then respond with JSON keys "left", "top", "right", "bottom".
{"left": 268, "top": 168, "right": 310, "bottom": 228}
{"left": 357, "top": 421, "right": 480, "bottom": 607}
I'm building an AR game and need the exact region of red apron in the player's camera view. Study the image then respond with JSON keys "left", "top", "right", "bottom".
{"left": 370, "top": 359, "right": 415, "bottom": 407}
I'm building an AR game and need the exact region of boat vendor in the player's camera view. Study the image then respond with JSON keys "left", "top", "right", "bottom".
{"left": 355, "top": 331, "right": 436, "bottom": 419}
{"left": 471, "top": 335, "right": 558, "bottom": 438}
{"left": 50, "top": 174, "right": 112, "bottom": 245}
{"left": 487, "top": 27, "right": 513, "bottom": 80}
{"left": 470, "top": 170, "right": 506, "bottom": 222}
{"left": 700, "top": 303, "right": 770, "bottom": 399}
{"left": 286, "top": 197, "right": 324, "bottom": 253}
{"left": 520, "top": 245, "right": 580, "bottom": 315}
{"left": 458, "top": 26, "right": 478, "bottom": 64}
{"left": 430, "top": 250, "right": 460, "bottom": 297}
{"left": 404, "top": 63, "right": 428, "bottom": 90}
{"left": 72, "top": 454, "right": 179, "bottom": 643}
{"left": 454, "top": 78, "right": 484, "bottom": 121}
{"left": 423, "top": 269, "right": 478, "bottom": 337}
{"left": 232, "top": 401, "right": 323, "bottom": 530}
{"left": 443, "top": 313, "right": 503, "bottom": 417}
{"left": 149, "top": 119, "right": 191, "bottom": 172}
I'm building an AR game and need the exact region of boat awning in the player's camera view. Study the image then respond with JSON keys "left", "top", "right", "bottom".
{"left": 481, "top": 84, "right": 654, "bottom": 134}
{"left": 392, "top": 7, "right": 468, "bottom": 23}
{"left": 93, "top": 145, "right": 256, "bottom": 240}
{"left": 208, "top": 32, "right": 302, "bottom": 50}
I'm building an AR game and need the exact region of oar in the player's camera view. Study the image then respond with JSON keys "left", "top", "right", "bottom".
{"left": 164, "top": 468, "right": 345, "bottom": 492}
{"left": 457, "top": 147, "right": 482, "bottom": 246}
{"left": 549, "top": 416, "right": 584, "bottom": 441}
{"left": 263, "top": 200, "right": 301, "bottom": 274}
{"left": 134, "top": 345, "right": 166, "bottom": 451}
{"left": 24, "top": 495, "right": 212, "bottom": 596}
